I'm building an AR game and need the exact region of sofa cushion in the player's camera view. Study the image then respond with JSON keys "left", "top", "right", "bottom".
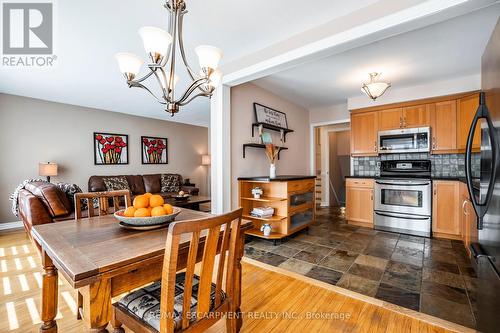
{"left": 126, "top": 175, "right": 146, "bottom": 194}
{"left": 143, "top": 174, "right": 161, "bottom": 193}
{"left": 161, "top": 174, "right": 182, "bottom": 193}
{"left": 24, "top": 182, "right": 71, "bottom": 217}
{"left": 103, "top": 176, "right": 130, "bottom": 191}
{"left": 115, "top": 272, "right": 225, "bottom": 332}
{"left": 88, "top": 175, "right": 106, "bottom": 192}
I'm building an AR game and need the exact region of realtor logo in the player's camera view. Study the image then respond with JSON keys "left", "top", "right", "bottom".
{"left": 3, "top": 2, "right": 53, "bottom": 54}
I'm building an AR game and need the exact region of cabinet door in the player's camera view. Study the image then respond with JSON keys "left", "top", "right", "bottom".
{"left": 457, "top": 94, "right": 481, "bottom": 151}
{"left": 403, "top": 104, "right": 431, "bottom": 128}
{"left": 346, "top": 186, "right": 374, "bottom": 225}
{"left": 378, "top": 108, "right": 403, "bottom": 130}
{"left": 350, "top": 112, "right": 378, "bottom": 156}
{"left": 431, "top": 101, "right": 457, "bottom": 152}
{"left": 432, "top": 181, "right": 460, "bottom": 238}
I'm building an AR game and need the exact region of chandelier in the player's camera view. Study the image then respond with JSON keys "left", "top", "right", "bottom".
{"left": 115, "top": 0, "right": 223, "bottom": 116}
{"left": 361, "top": 73, "right": 391, "bottom": 100}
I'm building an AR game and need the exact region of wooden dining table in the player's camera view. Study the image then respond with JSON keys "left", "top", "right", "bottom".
{"left": 31, "top": 208, "right": 251, "bottom": 332}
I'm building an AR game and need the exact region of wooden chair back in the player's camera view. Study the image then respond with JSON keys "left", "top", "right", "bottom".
{"left": 74, "top": 190, "right": 131, "bottom": 220}
{"left": 160, "top": 208, "right": 243, "bottom": 333}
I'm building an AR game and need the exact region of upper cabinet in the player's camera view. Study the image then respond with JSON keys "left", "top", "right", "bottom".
{"left": 349, "top": 91, "right": 479, "bottom": 156}
{"left": 379, "top": 108, "right": 402, "bottom": 130}
{"left": 431, "top": 101, "right": 457, "bottom": 153}
{"left": 350, "top": 111, "right": 378, "bottom": 156}
{"left": 403, "top": 104, "right": 431, "bottom": 128}
{"left": 457, "top": 94, "right": 480, "bottom": 151}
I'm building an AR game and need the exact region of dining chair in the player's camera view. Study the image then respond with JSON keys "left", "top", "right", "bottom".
{"left": 111, "top": 208, "right": 243, "bottom": 333}
{"left": 73, "top": 190, "right": 132, "bottom": 319}
{"left": 74, "top": 190, "right": 132, "bottom": 219}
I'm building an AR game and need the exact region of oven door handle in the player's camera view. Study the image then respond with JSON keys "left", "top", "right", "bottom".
{"left": 375, "top": 181, "right": 430, "bottom": 186}
{"left": 375, "top": 212, "right": 430, "bottom": 220}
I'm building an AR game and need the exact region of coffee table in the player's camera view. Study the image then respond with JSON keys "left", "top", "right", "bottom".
{"left": 165, "top": 195, "right": 210, "bottom": 211}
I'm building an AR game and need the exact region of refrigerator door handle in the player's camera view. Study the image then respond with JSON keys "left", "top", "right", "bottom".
{"left": 465, "top": 92, "right": 498, "bottom": 230}
{"left": 471, "top": 243, "right": 500, "bottom": 279}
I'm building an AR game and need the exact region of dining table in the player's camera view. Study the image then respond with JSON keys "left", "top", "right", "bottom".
{"left": 31, "top": 208, "right": 251, "bottom": 332}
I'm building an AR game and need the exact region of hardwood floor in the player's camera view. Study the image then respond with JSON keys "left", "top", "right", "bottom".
{"left": 0, "top": 230, "right": 473, "bottom": 332}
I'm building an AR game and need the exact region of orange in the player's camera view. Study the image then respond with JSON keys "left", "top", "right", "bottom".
{"left": 143, "top": 192, "right": 153, "bottom": 199}
{"left": 133, "top": 195, "right": 149, "bottom": 209}
{"left": 149, "top": 194, "right": 164, "bottom": 207}
{"left": 123, "top": 206, "right": 136, "bottom": 217}
{"left": 163, "top": 204, "right": 174, "bottom": 215}
{"left": 134, "top": 208, "right": 151, "bottom": 217}
{"left": 151, "top": 206, "right": 167, "bottom": 217}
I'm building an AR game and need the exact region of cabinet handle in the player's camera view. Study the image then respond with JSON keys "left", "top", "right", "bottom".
{"left": 403, "top": 116, "right": 407, "bottom": 128}
{"left": 462, "top": 200, "right": 467, "bottom": 214}
{"left": 371, "top": 190, "right": 374, "bottom": 201}
{"left": 433, "top": 188, "right": 437, "bottom": 195}
{"left": 374, "top": 141, "right": 377, "bottom": 152}
{"left": 432, "top": 137, "right": 436, "bottom": 150}
{"left": 400, "top": 117, "right": 403, "bottom": 128}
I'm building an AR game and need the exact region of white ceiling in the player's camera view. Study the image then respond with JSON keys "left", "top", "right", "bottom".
{"left": 0, "top": 0, "right": 379, "bottom": 127}
{"left": 253, "top": 4, "right": 500, "bottom": 110}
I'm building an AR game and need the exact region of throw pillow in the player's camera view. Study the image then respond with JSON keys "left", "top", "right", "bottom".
{"left": 103, "top": 176, "right": 130, "bottom": 191}
{"left": 160, "top": 174, "right": 181, "bottom": 193}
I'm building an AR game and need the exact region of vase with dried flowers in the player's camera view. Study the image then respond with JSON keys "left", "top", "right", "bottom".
{"left": 264, "top": 143, "right": 280, "bottom": 178}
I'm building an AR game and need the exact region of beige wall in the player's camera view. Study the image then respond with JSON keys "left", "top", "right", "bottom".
{"left": 0, "top": 94, "right": 209, "bottom": 223}
{"left": 230, "top": 83, "right": 310, "bottom": 208}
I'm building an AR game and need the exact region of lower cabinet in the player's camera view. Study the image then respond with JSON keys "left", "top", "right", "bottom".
{"left": 460, "top": 182, "right": 478, "bottom": 257}
{"left": 432, "top": 181, "right": 461, "bottom": 239}
{"left": 346, "top": 178, "right": 374, "bottom": 227}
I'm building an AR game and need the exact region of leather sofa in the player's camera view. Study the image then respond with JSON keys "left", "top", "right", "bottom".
{"left": 18, "top": 182, "right": 75, "bottom": 241}
{"left": 88, "top": 174, "right": 199, "bottom": 200}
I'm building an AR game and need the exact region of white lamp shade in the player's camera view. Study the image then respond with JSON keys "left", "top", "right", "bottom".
{"left": 208, "top": 70, "right": 222, "bottom": 88}
{"left": 39, "top": 163, "right": 58, "bottom": 176}
{"left": 159, "top": 71, "right": 179, "bottom": 90}
{"left": 361, "top": 82, "right": 390, "bottom": 100}
{"left": 195, "top": 45, "right": 223, "bottom": 70}
{"left": 138, "top": 26, "right": 172, "bottom": 58}
{"left": 115, "top": 52, "right": 143, "bottom": 77}
{"left": 201, "top": 154, "right": 211, "bottom": 166}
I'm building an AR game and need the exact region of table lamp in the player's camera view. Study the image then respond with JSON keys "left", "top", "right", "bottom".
{"left": 39, "top": 162, "right": 58, "bottom": 182}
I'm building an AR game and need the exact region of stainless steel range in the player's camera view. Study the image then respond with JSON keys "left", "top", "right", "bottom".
{"left": 374, "top": 160, "right": 432, "bottom": 237}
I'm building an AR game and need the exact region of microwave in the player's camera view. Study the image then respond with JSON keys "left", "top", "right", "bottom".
{"left": 378, "top": 127, "right": 431, "bottom": 154}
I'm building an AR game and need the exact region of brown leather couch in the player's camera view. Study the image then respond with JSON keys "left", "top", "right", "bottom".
{"left": 18, "top": 182, "right": 75, "bottom": 240}
{"left": 88, "top": 174, "right": 199, "bottom": 200}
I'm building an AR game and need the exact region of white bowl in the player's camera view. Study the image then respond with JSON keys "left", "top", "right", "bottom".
{"left": 114, "top": 207, "right": 181, "bottom": 226}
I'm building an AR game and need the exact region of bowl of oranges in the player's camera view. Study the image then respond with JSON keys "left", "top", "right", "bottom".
{"left": 114, "top": 193, "right": 180, "bottom": 226}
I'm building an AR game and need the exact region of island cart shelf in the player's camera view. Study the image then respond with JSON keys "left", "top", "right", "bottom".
{"left": 238, "top": 176, "right": 316, "bottom": 244}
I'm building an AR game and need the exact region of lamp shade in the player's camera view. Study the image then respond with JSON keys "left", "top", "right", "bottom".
{"left": 39, "top": 162, "right": 58, "bottom": 177}
{"left": 195, "top": 45, "right": 223, "bottom": 70}
{"left": 208, "top": 70, "right": 222, "bottom": 88}
{"left": 138, "top": 26, "right": 172, "bottom": 60}
{"left": 115, "top": 52, "right": 143, "bottom": 79}
{"left": 361, "top": 73, "right": 391, "bottom": 100}
{"left": 201, "top": 154, "right": 211, "bottom": 166}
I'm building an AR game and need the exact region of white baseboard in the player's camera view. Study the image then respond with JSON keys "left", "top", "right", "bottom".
{"left": 0, "top": 221, "right": 23, "bottom": 232}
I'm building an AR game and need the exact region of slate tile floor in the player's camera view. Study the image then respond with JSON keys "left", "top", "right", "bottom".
{"left": 244, "top": 207, "right": 478, "bottom": 328}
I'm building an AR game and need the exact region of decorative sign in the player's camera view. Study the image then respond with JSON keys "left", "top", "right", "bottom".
{"left": 254, "top": 103, "right": 288, "bottom": 129}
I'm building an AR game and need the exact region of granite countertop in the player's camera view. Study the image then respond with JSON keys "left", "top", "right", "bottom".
{"left": 238, "top": 175, "right": 316, "bottom": 181}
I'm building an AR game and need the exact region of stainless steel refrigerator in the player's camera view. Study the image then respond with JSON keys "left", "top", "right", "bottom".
{"left": 465, "top": 18, "right": 500, "bottom": 333}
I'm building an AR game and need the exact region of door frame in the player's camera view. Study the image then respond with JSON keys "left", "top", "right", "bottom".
{"left": 309, "top": 119, "right": 350, "bottom": 207}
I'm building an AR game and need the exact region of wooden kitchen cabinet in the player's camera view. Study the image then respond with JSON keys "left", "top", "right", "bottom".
{"left": 432, "top": 180, "right": 461, "bottom": 239}
{"left": 350, "top": 112, "right": 378, "bottom": 156}
{"left": 378, "top": 108, "right": 402, "bottom": 130}
{"left": 346, "top": 178, "right": 374, "bottom": 228}
{"left": 457, "top": 93, "right": 481, "bottom": 151}
{"left": 431, "top": 101, "right": 457, "bottom": 153}
{"left": 460, "top": 182, "right": 478, "bottom": 257}
{"left": 403, "top": 104, "right": 431, "bottom": 128}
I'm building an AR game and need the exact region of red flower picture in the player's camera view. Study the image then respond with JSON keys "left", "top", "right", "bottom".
{"left": 141, "top": 136, "right": 168, "bottom": 164}
{"left": 94, "top": 132, "right": 129, "bottom": 165}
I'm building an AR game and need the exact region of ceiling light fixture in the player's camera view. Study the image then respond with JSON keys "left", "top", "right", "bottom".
{"left": 115, "top": 0, "right": 223, "bottom": 116}
{"left": 361, "top": 73, "right": 391, "bottom": 100}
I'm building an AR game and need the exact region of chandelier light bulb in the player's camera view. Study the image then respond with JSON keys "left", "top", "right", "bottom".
{"left": 115, "top": 52, "right": 143, "bottom": 80}
{"left": 195, "top": 45, "right": 223, "bottom": 72}
{"left": 138, "top": 26, "right": 173, "bottom": 63}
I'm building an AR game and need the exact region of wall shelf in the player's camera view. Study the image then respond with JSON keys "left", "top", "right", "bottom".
{"left": 252, "top": 122, "right": 294, "bottom": 142}
{"left": 242, "top": 143, "right": 288, "bottom": 159}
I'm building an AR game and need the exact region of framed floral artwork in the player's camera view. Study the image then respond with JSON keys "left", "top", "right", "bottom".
{"left": 142, "top": 136, "right": 168, "bottom": 164}
{"left": 94, "top": 132, "right": 129, "bottom": 165}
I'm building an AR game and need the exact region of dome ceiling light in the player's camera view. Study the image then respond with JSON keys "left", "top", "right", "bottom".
{"left": 361, "top": 73, "right": 391, "bottom": 101}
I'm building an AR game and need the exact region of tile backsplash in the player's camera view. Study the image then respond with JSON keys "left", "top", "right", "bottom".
{"left": 352, "top": 153, "right": 480, "bottom": 178}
